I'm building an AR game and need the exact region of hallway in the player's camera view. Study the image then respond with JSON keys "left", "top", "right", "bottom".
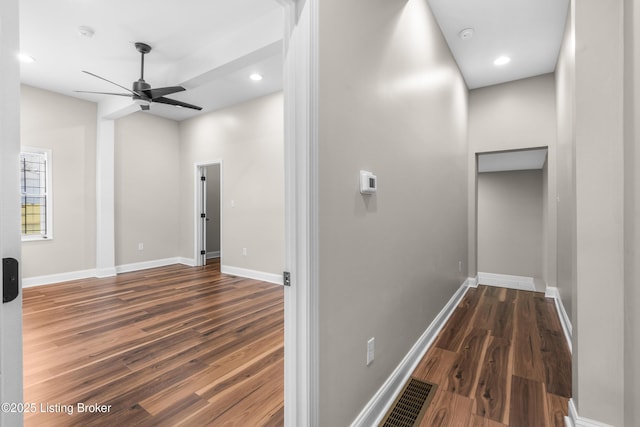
{"left": 411, "top": 285, "right": 571, "bottom": 426}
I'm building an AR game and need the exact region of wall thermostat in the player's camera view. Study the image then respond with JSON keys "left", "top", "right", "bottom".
{"left": 360, "top": 170, "right": 377, "bottom": 194}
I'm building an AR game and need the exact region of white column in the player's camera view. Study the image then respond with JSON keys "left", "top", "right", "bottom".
{"left": 95, "top": 112, "right": 116, "bottom": 277}
{"left": 95, "top": 97, "right": 140, "bottom": 277}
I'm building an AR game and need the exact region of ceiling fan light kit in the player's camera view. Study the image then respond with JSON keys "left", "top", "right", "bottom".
{"left": 76, "top": 42, "right": 202, "bottom": 111}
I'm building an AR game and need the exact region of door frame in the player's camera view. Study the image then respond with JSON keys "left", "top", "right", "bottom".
{"left": 1, "top": 0, "right": 25, "bottom": 424}
{"left": 278, "top": 0, "right": 320, "bottom": 425}
{"left": 5, "top": 1, "right": 321, "bottom": 426}
{"left": 194, "top": 160, "right": 223, "bottom": 267}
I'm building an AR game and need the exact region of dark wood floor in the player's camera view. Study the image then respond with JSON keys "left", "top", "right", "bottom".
{"left": 22, "top": 259, "right": 284, "bottom": 426}
{"left": 413, "top": 285, "right": 571, "bottom": 427}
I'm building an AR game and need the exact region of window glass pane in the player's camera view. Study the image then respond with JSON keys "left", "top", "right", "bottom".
{"left": 20, "top": 151, "right": 49, "bottom": 238}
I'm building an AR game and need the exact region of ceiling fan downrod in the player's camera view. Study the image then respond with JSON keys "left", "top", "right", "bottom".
{"left": 135, "top": 42, "right": 152, "bottom": 82}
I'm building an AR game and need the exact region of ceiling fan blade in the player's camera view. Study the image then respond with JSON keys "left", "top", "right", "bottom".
{"left": 153, "top": 96, "right": 202, "bottom": 111}
{"left": 142, "top": 86, "right": 186, "bottom": 99}
{"left": 82, "top": 71, "right": 139, "bottom": 96}
{"left": 74, "top": 90, "right": 132, "bottom": 97}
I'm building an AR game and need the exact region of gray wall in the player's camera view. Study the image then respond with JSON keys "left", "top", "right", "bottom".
{"left": 179, "top": 92, "right": 284, "bottom": 275}
{"left": 468, "top": 74, "right": 557, "bottom": 286}
{"left": 624, "top": 0, "right": 640, "bottom": 424}
{"left": 22, "top": 88, "right": 282, "bottom": 279}
{"left": 573, "top": 0, "right": 625, "bottom": 423}
{"left": 317, "top": 0, "right": 468, "bottom": 424}
{"left": 477, "top": 170, "right": 543, "bottom": 278}
{"left": 555, "top": 2, "right": 575, "bottom": 326}
{"left": 20, "top": 85, "right": 97, "bottom": 278}
{"left": 205, "top": 163, "right": 221, "bottom": 255}
{"left": 114, "top": 112, "right": 181, "bottom": 266}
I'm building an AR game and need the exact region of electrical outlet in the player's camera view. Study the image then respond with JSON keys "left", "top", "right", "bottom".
{"left": 367, "top": 337, "right": 375, "bottom": 366}
{"left": 138, "top": 243, "right": 144, "bottom": 251}
{"left": 242, "top": 248, "right": 247, "bottom": 256}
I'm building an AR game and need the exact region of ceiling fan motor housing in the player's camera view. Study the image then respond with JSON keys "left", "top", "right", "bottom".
{"left": 133, "top": 79, "right": 151, "bottom": 99}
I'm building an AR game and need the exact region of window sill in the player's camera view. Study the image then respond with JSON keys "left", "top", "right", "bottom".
{"left": 21, "top": 236, "right": 53, "bottom": 242}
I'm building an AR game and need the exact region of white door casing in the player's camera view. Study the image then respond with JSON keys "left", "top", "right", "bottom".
{"left": 279, "top": 0, "right": 319, "bottom": 425}
{"left": 1, "top": 0, "right": 25, "bottom": 424}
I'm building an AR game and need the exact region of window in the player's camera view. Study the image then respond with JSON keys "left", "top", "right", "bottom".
{"left": 20, "top": 148, "right": 52, "bottom": 240}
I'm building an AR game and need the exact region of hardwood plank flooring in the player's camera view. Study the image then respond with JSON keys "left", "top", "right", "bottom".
{"left": 22, "top": 259, "right": 284, "bottom": 426}
{"left": 413, "top": 285, "right": 571, "bottom": 427}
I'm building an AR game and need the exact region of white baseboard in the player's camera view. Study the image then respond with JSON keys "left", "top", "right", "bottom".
{"left": 350, "top": 279, "right": 470, "bottom": 427}
{"left": 545, "top": 286, "right": 572, "bottom": 353}
{"left": 206, "top": 251, "right": 220, "bottom": 259}
{"left": 23, "top": 259, "right": 284, "bottom": 288}
{"left": 221, "top": 265, "right": 283, "bottom": 285}
{"left": 115, "top": 257, "right": 183, "bottom": 274}
{"left": 22, "top": 269, "right": 98, "bottom": 288}
{"left": 466, "top": 276, "right": 478, "bottom": 288}
{"left": 23, "top": 257, "right": 198, "bottom": 287}
{"left": 178, "top": 257, "right": 196, "bottom": 267}
{"left": 95, "top": 267, "right": 117, "bottom": 278}
{"left": 565, "top": 399, "right": 613, "bottom": 427}
{"left": 477, "top": 272, "right": 535, "bottom": 291}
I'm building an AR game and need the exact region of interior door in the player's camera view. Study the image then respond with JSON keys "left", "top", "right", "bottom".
{"left": 200, "top": 167, "right": 207, "bottom": 266}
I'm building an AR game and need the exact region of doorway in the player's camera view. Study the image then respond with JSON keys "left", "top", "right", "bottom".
{"left": 196, "top": 161, "right": 222, "bottom": 267}
{"left": 475, "top": 147, "right": 548, "bottom": 291}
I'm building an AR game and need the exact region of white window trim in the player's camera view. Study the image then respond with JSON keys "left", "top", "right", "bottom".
{"left": 20, "top": 146, "right": 53, "bottom": 241}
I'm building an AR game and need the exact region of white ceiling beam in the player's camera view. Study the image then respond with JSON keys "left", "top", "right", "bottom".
{"left": 168, "top": 7, "right": 283, "bottom": 87}
{"left": 182, "top": 41, "right": 283, "bottom": 89}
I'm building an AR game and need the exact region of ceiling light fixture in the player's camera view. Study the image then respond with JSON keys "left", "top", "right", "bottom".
{"left": 78, "top": 26, "right": 95, "bottom": 38}
{"left": 493, "top": 56, "right": 511, "bottom": 66}
{"left": 249, "top": 73, "right": 263, "bottom": 81}
{"left": 17, "top": 53, "right": 35, "bottom": 63}
{"left": 458, "top": 28, "right": 474, "bottom": 40}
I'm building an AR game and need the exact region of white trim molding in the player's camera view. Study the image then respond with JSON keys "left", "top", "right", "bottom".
{"left": 281, "top": 0, "right": 319, "bottom": 425}
{"left": 115, "top": 258, "right": 184, "bottom": 275}
{"left": 206, "top": 251, "right": 221, "bottom": 259}
{"left": 178, "top": 257, "right": 197, "bottom": 267}
{"left": 565, "top": 399, "right": 614, "bottom": 427}
{"left": 466, "top": 276, "right": 478, "bottom": 288}
{"left": 350, "top": 281, "right": 469, "bottom": 427}
{"left": 221, "top": 265, "right": 283, "bottom": 285}
{"left": 95, "top": 267, "right": 117, "bottom": 278}
{"left": 22, "top": 269, "right": 98, "bottom": 288}
{"left": 23, "top": 257, "right": 199, "bottom": 287}
{"left": 477, "top": 272, "right": 535, "bottom": 291}
{"left": 545, "top": 286, "right": 572, "bottom": 353}
{"left": 193, "top": 160, "right": 224, "bottom": 267}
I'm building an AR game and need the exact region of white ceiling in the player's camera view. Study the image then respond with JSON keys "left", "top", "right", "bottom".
{"left": 428, "top": 0, "right": 569, "bottom": 89}
{"left": 20, "top": 1, "right": 570, "bottom": 120}
{"left": 19, "top": 0, "right": 284, "bottom": 121}
{"left": 478, "top": 148, "right": 548, "bottom": 173}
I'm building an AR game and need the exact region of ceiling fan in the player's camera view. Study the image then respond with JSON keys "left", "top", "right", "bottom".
{"left": 76, "top": 42, "right": 202, "bottom": 111}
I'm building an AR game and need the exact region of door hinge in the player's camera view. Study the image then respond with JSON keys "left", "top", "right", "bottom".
{"left": 201, "top": 213, "right": 206, "bottom": 218}
{"left": 283, "top": 271, "right": 291, "bottom": 287}
{"left": 201, "top": 250, "right": 206, "bottom": 255}
{"left": 201, "top": 176, "right": 206, "bottom": 181}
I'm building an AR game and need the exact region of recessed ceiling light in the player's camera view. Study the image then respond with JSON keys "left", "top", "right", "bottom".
{"left": 17, "top": 53, "right": 35, "bottom": 63}
{"left": 78, "top": 26, "right": 95, "bottom": 38}
{"left": 493, "top": 56, "right": 511, "bottom": 66}
{"left": 249, "top": 73, "right": 263, "bottom": 81}
{"left": 459, "top": 28, "right": 474, "bottom": 40}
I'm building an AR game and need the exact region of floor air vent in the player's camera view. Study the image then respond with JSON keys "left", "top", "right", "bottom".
{"left": 380, "top": 378, "right": 437, "bottom": 427}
